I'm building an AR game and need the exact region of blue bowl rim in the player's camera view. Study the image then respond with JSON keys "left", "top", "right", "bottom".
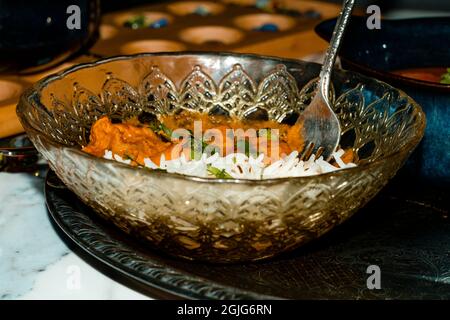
{"left": 315, "top": 16, "right": 450, "bottom": 92}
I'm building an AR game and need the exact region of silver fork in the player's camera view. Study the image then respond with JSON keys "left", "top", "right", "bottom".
{"left": 297, "top": 0, "right": 356, "bottom": 161}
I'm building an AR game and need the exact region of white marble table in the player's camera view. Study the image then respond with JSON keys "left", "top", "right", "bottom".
{"left": 0, "top": 172, "right": 151, "bottom": 300}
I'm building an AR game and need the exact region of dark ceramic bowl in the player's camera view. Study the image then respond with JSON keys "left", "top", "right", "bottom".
{"left": 316, "top": 17, "right": 450, "bottom": 185}
{"left": 0, "top": 0, "right": 100, "bottom": 73}
{"left": 0, "top": 134, "right": 40, "bottom": 173}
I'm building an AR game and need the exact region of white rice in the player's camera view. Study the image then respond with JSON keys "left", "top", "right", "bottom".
{"left": 103, "top": 150, "right": 132, "bottom": 165}
{"left": 104, "top": 149, "right": 356, "bottom": 179}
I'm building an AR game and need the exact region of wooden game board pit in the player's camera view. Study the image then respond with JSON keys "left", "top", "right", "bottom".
{"left": 167, "top": 1, "right": 226, "bottom": 16}
{"left": 89, "top": 0, "right": 340, "bottom": 59}
{"left": 179, "top": 26, "right": 245, "bottom": 45}
{"left": 113, "top": 11, "right": 174, "bottom": 28}
{"left": 234, "top": 13, "right": 296, "bottom": 31}
{"left": 0, "top": 80, "right": 23, "bottom": 103}
{"left": 99, "top": 24, "right": 119, "bottom": 40}
{"left": 120, "top": 40, "right": 187, "bottom": 54}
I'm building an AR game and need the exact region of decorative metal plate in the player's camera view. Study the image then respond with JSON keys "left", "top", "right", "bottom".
{"left": 45, "top": 169, "right": 450, "bottom": 299}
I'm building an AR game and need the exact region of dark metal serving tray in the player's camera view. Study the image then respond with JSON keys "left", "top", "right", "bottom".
{"left": 45, "top": 169, "right": 450, "bottom": 299}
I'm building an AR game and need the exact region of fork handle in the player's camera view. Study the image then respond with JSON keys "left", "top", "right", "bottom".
{"left": 319, "top": 0, "right": 356, "bottom": 102}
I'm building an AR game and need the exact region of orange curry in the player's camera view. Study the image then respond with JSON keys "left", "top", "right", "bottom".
{"left": 83, "top": 110, "right": 353, "bottom": 166}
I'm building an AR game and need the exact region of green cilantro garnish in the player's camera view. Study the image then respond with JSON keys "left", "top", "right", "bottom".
{"left": 207, "top": 165, "right": 232, "bottom": 179}
{"left": 440, "top": 68, "right": 450, "bottom": 85}
{"left": 258, "top": 128, "right": 272, "bottom": 140}
{"left": 123, "top": 153, "right": 135, "bottom": 161}
{"left": 149, "top": 121, "right": 173, "bottom": 141}
{"left": 236, "top": 139, "right": 257, "bottom": 157}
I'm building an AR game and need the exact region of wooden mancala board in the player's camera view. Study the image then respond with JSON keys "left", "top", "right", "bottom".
{"left": 0, "top": 55, "right": 96, "bottom": 138}
{"left": 90, "top": 0, "right": 340, "bottom": 59}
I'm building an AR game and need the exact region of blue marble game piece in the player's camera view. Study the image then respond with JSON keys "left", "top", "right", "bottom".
{"left": 254, "top": 23, "right": 279, "bottom": 32}
{"left": 255, "top": 0, "right": 271, "bottom": 10}
{"left": 148, "top": 18, "right": 169, "bottom": 29}
{"left": 304, "top": 9, "right": 322, "bottom": 19}
{"left": 194, "top": 6, "right": 209, "bottom": 16}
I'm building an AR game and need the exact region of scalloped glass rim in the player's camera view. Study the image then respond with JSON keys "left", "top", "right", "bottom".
{"left": 17, "top": 51, "right": 426, "bottom": 184}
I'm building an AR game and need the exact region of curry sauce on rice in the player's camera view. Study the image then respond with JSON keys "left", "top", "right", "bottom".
{"left": 83, "top": 110, "right": 355, "bottom": 179}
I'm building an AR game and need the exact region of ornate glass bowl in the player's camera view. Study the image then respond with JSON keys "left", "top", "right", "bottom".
{"left": 17, "top": 53, "right": 425, "bottom": 263}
